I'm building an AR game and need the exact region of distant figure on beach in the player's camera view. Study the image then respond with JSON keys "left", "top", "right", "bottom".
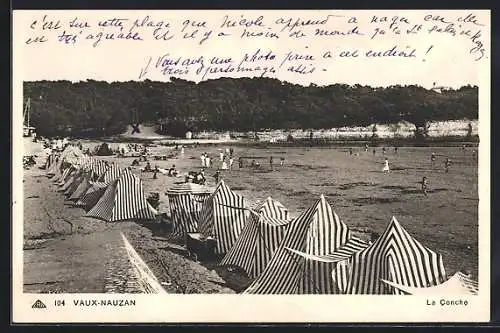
{"left": 180, "top": 145, "right": 185, "bottom": 155}
{"left": 280, "top": 157, "right": 285, "bottom": 166}
{"left": 144, "top": 162, "right": 152, "bottom": 172}
{"left": 349, "top": 148, "right": 353, "bottom": 156}
{"left": 201, "top": 153, "right": 206, "bottom": 167}
{"left": 394, "top": 147, "right": 398, "bottom": 154}
{"left": 196, "top": 169, "right": 206, "bottom": 185}
{"left": 251, "top": 159, "right": 260, "bottom": 168}
{"left": 382, "top": 147, "right": 386, "bottom": 155}
{"left": 364, "top": 144, "right": 369, "bottom": 152}
{"left": 472, "top": 150, "right": 477, "bottom": 162}
{"left": 206, "top": 154, "right": 211, "bottom": 168}
{"left": 372, "top": 148, "right": 376, "bottom": 156}
{"left": 219, "top": 151, "right": 224, "bottom": 162}
{"left": 213, "top": 170, "right": 220, "bottom": 184}
{"left": 382, "top": 158, "right": 390, "bottom": 173}
{"left": 221, "top": 158, "right": 228, "bottom": 170}
{"left": 153, "top": 165, "right": 159, "bottom": 179}
{"left": 229, "top": 156, "right": 234, "bottom": 170}
{"left": 444, "top": 158, "right": 452, "bottom": 173}
{"left": 420, "top": 176, "right": 428, "bottom": 197}
{"left": 168, "top": 165, "right": 178, "bottom": 177}
{"left": 229, "top": 148, "right": 234, "bottom": 157}
{"left": 431, "top": 152, "right": 436, "bottom": 167}
{"left": 369, "top": 232, "right": 380, "bottom": 245}
{"left": 238, "top": 157, "right": 243, "bottom": 168}
{"left": 269, "top": 156, "right": 274, "bottom": 169}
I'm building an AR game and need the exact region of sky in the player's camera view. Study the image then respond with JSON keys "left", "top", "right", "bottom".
{"left": 13, "top": 10, "right": 490, "bottom": 89}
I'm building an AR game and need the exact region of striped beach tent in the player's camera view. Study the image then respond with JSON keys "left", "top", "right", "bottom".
{"left": 220, "top": 197, "right": 290, "bottom": 279}
{"left": 56, "top": 166, "right": 77, "bottom": 186}
{"left": 60, "top": 157, "right": 92, "bottom": 190}
{"left": 381, "top": 271, "right": 478, "bottom": 295}
{"left": 166, "top": 183, "right": 213, "bottom": 238}
{"left": 344, "top": 216, "right": 446, "bottom": 294}
{"left": 86, "top": 168, "right": 157, "bottom": 222}
{"left": 69, "top": 175, "right": 93, "bottom": 200}
{"left": 96, "top": 164, "right": 122, "bottom": 183}
{"left": 244, "top": 195, "right": 360, "bottom": 294}
{"left": 65, "top": 159, "right": 109, "bottom": 197}
{"left": 196, "top": 180, "right": 247, "bottom": 255}
{"left": 75, "top": 165, "right": 122, "bottom": 207}
{"left": 285, "top": 236, "right": 370, "bottom": 294}
{"left": 63, "top": 158, "right": 96, "bottom": 197}
{"left": 46, "top": 154, "right": 62, "bottom": 178}
{"left": 44, "top": 153, "right": 56, "bottom": 170}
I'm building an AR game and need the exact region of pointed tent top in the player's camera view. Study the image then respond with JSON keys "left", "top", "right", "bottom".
{"left": 252, "top": 196, "right": 288, "bottom": 213}
{"left": 214, "top": 179, "right": 229, "bottom": 193}
{"left": 294, "top": 193, "right": 338, "bottom": 225}
{"left": 385, "top": 216, "right": 403, "bottom": 232}
{"left": 372, "top": 216, "right": 429, "bottom": 250}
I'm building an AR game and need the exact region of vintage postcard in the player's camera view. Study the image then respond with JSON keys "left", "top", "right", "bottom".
{"left": 12, "top": 9, "right": 490, "bottom": 323}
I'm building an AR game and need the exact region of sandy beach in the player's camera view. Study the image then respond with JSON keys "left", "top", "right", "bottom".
{"left": 22, "top": 138, "right": 234, "bottom": 294}
{"left": 22, "top": 135, "right": 478, "bottom": 294}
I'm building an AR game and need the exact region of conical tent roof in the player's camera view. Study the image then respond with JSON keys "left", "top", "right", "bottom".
{"left": 381, "top": 271, "right": 478, "bottom": 295}
{"left": 86, "top": 168, "right": 156, "bottom": 222}
{"left": 76, "top": 166, "right": 123, "bottom": 207}
{"left": 69, "top": 176, "right": 93, "bottom": 201}
{"left": 220, "top": 197, "right": 290, "bottom": 279}
{"left": 344, "top": 217, "right": 447, "bottom": 294}
{"left": 244, "top": 195, "right": 358, "bottom": 294}
{"left": 197, "top": 180, "right": 247, "bottom": 255}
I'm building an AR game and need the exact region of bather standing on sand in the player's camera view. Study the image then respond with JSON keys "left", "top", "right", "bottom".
{"left": 153, "top": 165, "right": 159, "bottom": 179}
{"left": 201, "top": 153, "right": 206, "bottom": 167}
{"left": 444, "top": 158, "right": 452, "bottom": 173}
{"left": 213, "top": 170, "right": 220, "bottom": 184}
{"left": 420, "top": 176, "right": 428, "bottom": 197}
{"left": 219, "top": 151, "right": 224, "bottom": 162}
{"left": 221, "top": 158, "right": 228, "bottom": 170}
{"left": 431, "top": 152, "right": 436, "bottom": 167}
{"left": 382, "top": 158, "right": 390, "bottom": 173}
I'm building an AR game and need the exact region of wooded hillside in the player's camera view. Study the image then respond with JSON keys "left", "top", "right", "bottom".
{"left": 23, "top": 78, "right": 478, "bottom": 138}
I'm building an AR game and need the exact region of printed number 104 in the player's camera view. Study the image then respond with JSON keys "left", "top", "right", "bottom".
{"left": 55, "top": 300, "right": 65, "bottom": 306}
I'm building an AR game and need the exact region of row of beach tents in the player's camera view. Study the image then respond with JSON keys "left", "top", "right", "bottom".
{"left": 43, "top": 144, "right": 478, "bottom": 295}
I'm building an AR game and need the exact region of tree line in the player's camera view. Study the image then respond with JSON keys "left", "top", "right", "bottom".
{"left": 23, "top": 77, "right": 478, "bottom": 138}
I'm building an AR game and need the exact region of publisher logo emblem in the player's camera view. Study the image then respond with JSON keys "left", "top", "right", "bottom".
{"left": 31, "top": 299, "right": 47, "bottom": 309}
